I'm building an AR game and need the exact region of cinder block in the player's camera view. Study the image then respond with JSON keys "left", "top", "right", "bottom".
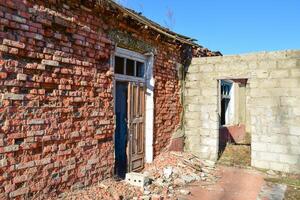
{"left": 269, "top": 162, "right": 290, "bottom": 172}
{"left": 277, "top": 59, "right": 297, "bottom": 69}
{"left": 279, "top": 79, "right": 299, "bottom": 88}
{"left": 125, "top": 172, "right": 150, "bottom": 188}
{"left": 289, "top": 164, "right": 300, "bottom": 174}
{"left": 270, "top": 70, "right": 289, "bottom": 78}
{"left": 252, "top": 142, "right": 267, "bottom": 152}
{"left": 187, "top": 104, "right": 201, "bottom": 112}
{"left": 289, "top": 126, "right": 300, "bottom": 136}
{"left": 290, "top": 146, "right": 300, "bottom": 154}
{"left": 200, "top": 137, "right": 217, "bottom": 146}
{"left": 259, "top": 152, "right": 279, "bottom": 162}
{"left": 256, "top": 70, "right": 269, "bottom": 78}
{"left": 267, "top": 144, "right": 289, "bottom": 153}
{"left": 251, "top": 159, "right": 270, "bottom": 169}
{"left": 186, "top": 89, "right": 201, "bottom": 97}
{"left": 291, "top": 69, "right": 300, "bottom": 77}
{"left": 279, "top": 154, "right": 299, "bottom": 165}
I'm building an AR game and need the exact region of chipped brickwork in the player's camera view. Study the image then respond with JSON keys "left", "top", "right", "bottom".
{"left": 0, "top": 0, "right": 198, "bottom": 198}
{"left": 0, "top": 1, "right": 113, "bottom": 199}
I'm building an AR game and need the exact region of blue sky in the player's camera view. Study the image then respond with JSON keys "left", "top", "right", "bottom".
{"left": 118, "top": 0, "right": 300, "bottom": 55}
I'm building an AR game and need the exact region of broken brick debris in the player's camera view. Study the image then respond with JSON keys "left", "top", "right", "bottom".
{"left": 59, "top": 151, "right": 218, "bottom": 200}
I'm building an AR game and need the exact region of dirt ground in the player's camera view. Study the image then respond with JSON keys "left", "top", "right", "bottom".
{"left": 57, "top": 151, "right": 217, "bottom": 200}
{"left": 217, "top": 143, "right": 251, "bottom": 167}
{"left": 56, "top": 146, "right": 300, "bottom": 200}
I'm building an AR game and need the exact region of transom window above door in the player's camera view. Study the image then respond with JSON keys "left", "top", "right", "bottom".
{"left": 114, "top": 56, "right": 145, "bottom": 78}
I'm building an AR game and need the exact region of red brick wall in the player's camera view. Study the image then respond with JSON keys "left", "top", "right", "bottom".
{"left": 153, "top": 49, "right": 182, "bottom": 156}
{"left": 0, "top": 0, "right": 186, "bottom": 198}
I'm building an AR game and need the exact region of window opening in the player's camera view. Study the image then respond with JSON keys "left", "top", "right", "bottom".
{"left": 114, "top": 56, "right": 145, "bottom": 78}
{"left": 115, "top": 56, "right": 125, "bottom": 74}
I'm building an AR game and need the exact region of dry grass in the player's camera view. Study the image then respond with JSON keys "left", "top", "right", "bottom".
{"left": 265, "top": 175, "right": 300, "bottom": 200}
{"left": 217, "top": 144, "right": 251, "bottom": 167}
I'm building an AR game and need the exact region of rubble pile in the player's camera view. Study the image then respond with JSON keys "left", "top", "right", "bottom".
{"left": 141, "top": 151, "right": 218, "bottom": 199}
{"left": 58, "top": 151, "right": 218, "bottom": 200}
{"left": 58, "top": 178, "right": 143, "bottom": 200}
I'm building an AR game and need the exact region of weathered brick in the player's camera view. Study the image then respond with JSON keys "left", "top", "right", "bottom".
{"left": 27, "top": 130, "right": 45, "bottom": 136}
{"left": 54, "top": 16, "right": 70, "bottom": 27}
{"left": 35, "top": 157, "right": 51, "bottom": 166}
{"left": 13, "top": 175, "right": 30, "bottom": 184}
{"left": 0, "top": 44, "right": 8, "bottom": 52}
{"left": 9, "top": 187, "right": 29, "bottom": 198}
{"left": 15, "top": 160, "right": 35, "bottom": 170}
{"left": 27, "top": 119, "right": 45, "bottom": 125}
{"left": 25, "top": 32, "right": 43, "bottom": 40}
{"left": 3, "top": 39, "right": 25, "bottom": 49}
{"left": 99, "top": 120, "right": 110, "bottom": 125}
{"left": 8, "top": 47, "right": 18, "bottom": 54}
{"left": 0, "top": 72, "right": 7, "bottom": 79}
{"left": 2, "top": 93, "right": 25, "bottom": 101}
{"left": 20, "top": 24, "right": 29, "bottom": 30}
{"left": 37, "top": 64, "right": 46, "bottom": 70}
{"left": 17, "top": 73, "right": 27, "bottom": 81}
{"left": 70, "top": 131, "right": 80, "bottom": 138}
{"left": 41, "top": 59, "right": 59, "bottom": 67}
{"left": 87, "top": 158, "right": 99, "bottom": 165}
{"left": 11, "top": 15, "right": 26, "bottom": 23}
{"left": 4, "top": 145, "right": 19, "bottom": 152}
{"left": 0, "top": 158, "right": 8, "bottom": 167}
{"left": 0, "top": 0, "right": 192, "bottom": 198}
{"left": 4, "top": 184, "right": 15, "bottom": 193}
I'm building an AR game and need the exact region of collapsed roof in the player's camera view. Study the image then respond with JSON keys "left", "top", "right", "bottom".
{"left": 96, "top": 0, "right": 222, "bottom": 56}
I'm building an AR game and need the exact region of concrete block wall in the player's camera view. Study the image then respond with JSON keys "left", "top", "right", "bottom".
{"left": 184, "top": 50, "right": 300, "bottom": 173}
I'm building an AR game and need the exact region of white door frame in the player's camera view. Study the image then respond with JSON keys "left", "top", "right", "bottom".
{"left": 111, "top": 47, "right": 155, "bottom": 164}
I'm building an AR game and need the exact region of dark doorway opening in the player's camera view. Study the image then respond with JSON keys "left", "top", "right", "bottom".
{"left": 218, "top": 79, "right": 251, "bottom": 167}
{"left": 114, "top": 82, "right": 128, "bottom": 179}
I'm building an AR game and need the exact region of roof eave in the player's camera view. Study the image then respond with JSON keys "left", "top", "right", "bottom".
{"left": 105, "top": 0, "right": 202, "bottom": 48}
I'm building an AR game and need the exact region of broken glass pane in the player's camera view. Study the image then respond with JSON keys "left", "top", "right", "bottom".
{"left": 126, "top": 59, "right": 135, "bottom": 76}
{"left": 115, "top": 56, "right": 124, "bottom": 74}
{"left": 136, "top": 61, "right": 145, "bottom": 78}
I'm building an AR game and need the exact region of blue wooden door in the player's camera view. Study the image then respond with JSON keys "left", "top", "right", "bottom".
{"left": 115, "top": 82, "right": 128, "bottom": 178}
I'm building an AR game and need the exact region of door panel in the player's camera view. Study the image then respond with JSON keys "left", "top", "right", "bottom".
{"left": 127, "top": 82, "right": 145, "bottom": 172}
